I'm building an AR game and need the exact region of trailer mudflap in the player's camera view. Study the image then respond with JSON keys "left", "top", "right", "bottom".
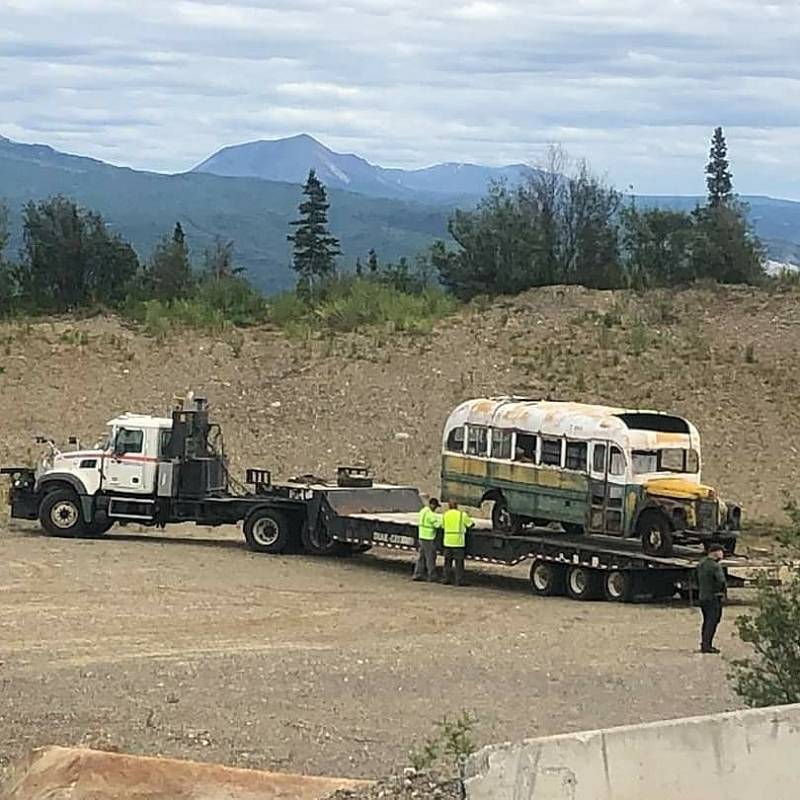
{"left": 0, "top": 467, "right": 39, "bottom": 520}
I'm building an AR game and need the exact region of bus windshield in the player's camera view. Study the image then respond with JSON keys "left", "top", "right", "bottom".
{"left": 632, "top": 448, "right": 699, "bottom": 475}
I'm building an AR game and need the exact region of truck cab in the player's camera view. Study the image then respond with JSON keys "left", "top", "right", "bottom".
{"left": 3, "top": 396, "right": 227, "bottom": 537}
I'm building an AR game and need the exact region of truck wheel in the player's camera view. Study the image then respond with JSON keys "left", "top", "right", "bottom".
{"left": 39, "top": 489, "right": 87, "bottom": 538}
{"left": 638, "top": 512, "right": 674, "bottom": 557}
{"left": 530, "top": 560, "right": 566, "bottom": 597}
{"left": 603, "top": 570, "right": 635, "bottom": 602}
{"left": 565, "top": 565, "right": 601, "bottom": 601}
{"left": 301, "top": 520, "right": 351, "bottom": 556}
{"left": 85, "top": 513, "right": 114, "bottom": 537}
{"left": 243, "top": 508, "right": 290, "bottom": 554}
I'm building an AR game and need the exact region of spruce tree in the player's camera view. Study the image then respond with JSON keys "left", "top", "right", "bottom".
{"left": 148, "top": 221, "right": 193, "bottom": 300}
{"left": 367, "top": 248, "right": 379, "bottom": 275}
{"left": 287, "top": 169, "right": 340, "bottom": 297}
{"left": 706, "top": 127, "right": 733, "bottom": 208}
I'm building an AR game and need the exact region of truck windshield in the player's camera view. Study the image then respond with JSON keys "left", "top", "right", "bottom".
{"left": 632, "top": 449, "right": 699, "bottom": 475}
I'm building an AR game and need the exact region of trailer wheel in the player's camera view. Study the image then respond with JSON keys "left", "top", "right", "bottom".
{"left": 565, "top": 565, "right": 601, "bottom": 601}
{"left": 562, "top": 523, "right": 584, "bottom": 536}
{"left": 39, "top": 489, "right": 87, "bottom": 538}
{"left": 638, "top": 511, "right": 674, "bottom": 557}
{"left": 530, "top": 560, "right": 566, "bottom": 597}
{"left": 301, "top": 519, "right": 352, "bottom": 556}
{"left": 243, "top": 508, "right": 290, "bottom": 554}
{"left": 85, "top": 514, "right": 114, "bottom": 537}
{"left": 603, "top": 570, "right": 635, "bottom": 602}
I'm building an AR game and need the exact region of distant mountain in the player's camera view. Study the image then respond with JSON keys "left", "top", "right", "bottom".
{"left": 0, "top": 135, "right": 450, "bottom": 292}
{"left": 1, "top": 133, "right": 799, "bottom": 292}
{"left": 192, "top": 134, "right": 529, "bottom": 200}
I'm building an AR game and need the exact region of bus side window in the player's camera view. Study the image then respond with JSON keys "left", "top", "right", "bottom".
{"left": 466, "top": 425, "right": 488, "bottom": 456}
{"left": 540, "top": 437, "right": 562, "bottom": 467}
{"left": 491, "top": 429, "right": 512, "bottom": 460}
{"left": 565, "top": 441, "right": 587, "bottom": 471}
{"left": 514, "top": 433, "right": 537, "bottom": 463}
{"left": 610, "top": 446, "right": 625, "bottom": 476}
{"left": 593, "top": 443, "right": 607, "bottom": 473}
{"left": 446, "top": 426, "right": 465, "bottom": 453}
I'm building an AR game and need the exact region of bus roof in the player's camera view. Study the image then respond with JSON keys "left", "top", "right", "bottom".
{"left": 444, "top": 398, "right": 697, "bottom": 443}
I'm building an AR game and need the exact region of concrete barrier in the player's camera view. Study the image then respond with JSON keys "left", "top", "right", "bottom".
{"left": 464, "top": 703, "right": 800, "bottom": 800}
{"left": 2, "top": 746, "right": 370, "bottom": 800}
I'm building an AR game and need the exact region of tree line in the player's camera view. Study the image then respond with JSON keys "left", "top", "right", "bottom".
{"left": 0, "top": 198, "right": 249, "bottom": 316}
{"left": 0, "top": 126, "right": 767, "bottom": 320}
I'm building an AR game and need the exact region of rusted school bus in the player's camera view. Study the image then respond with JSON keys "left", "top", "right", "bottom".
{"left": 440, "top": 398, "right": 740, "bottom": 557}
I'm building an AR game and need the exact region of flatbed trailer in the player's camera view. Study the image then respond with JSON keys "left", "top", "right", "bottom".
{"left": 222, "top": 477, "right": 778, "bottom": 604}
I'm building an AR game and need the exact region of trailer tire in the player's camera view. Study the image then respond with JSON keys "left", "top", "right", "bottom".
{"left": 603, "top": 570, "right": 635, "bottom": 602}
{"left": 530, "top": 560, "right": 566, "bottom": 597}
{"left": 565, "top": 565, "right": 602, "bottom": 601}
{"left": 638, "top": 511, "right": 674, "bottom": 557}
{"left": 85, "top": 514, "right": 114, "bottom": 537}
{"left": 243, "top": 508, "right": 291, "bottom": 554}
{"left": 39, "top": 489, "right": 87, "bottom": 538}
{"left": 562, "top": 523, "right": 584, "bottom": 536}
{"left": 300, "top": 520, "right": 352, "bottom": 557}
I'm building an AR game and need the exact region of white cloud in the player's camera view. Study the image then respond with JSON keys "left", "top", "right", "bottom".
{"left": 1, "top": 0, "right": 799, "bottom": 197}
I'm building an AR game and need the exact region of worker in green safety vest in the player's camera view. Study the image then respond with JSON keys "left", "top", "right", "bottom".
{"left": 413, "top": 497, "right": 442, "bottom": 582}
{"left": 441, "top": 499, "right": 474, "bottom": 586}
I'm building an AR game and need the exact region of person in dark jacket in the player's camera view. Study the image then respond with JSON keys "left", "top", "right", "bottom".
{"left": 696, "top": 542, "right": 727, "bottom": 654}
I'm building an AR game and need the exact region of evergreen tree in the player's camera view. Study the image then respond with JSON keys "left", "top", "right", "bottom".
{"left": 355, "top": 256, "right": 363, "bottom": 277}
{"left": 367, "top": 248, "right": 379, "bottom": 275}
{"left": 287, "top": 169, "right": 340, "bottom": 297}
{"left": 203, "top": 236, "right": 241, "bottom": 281}
{"left": 148, "top": 221, "right": 193, "bottom": 300}
{"left": 0, "top": 200, "right": 14, "bottom": 315}
{"left": 706, "top": 127, "right": 733, "bottom": 208}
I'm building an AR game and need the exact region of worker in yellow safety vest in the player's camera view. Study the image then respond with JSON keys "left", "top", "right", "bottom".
{"left": 441, "top": 499, "right": 474, "bottom": 586}
{"left": 413, "top": 497, "right": 442, "bottom": 582}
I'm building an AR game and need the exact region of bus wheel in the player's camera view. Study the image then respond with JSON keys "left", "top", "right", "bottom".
{"left": 603, "top": 570, "right": 634, "bottom": 602}
{"left": 638, "top": 512, "right": 674, "bottom": 557}
{"left": 562, "top": 523, "right": 584, "bottom": 536}
{"left": 565, "top": 566, "right": 601, "bottom": 601}
{"left": 530, "top": 560, "right": 566, "bottom": 597}
{"left": 243, "top": 508, "right": 290, "bottom": 554}
{"left": 491, "top": 498, "right": 521, "bottom": 533}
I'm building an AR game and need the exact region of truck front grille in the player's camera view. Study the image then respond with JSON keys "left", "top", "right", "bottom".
{"left": 696, "top": 500, "right": 718, "bottom": 531}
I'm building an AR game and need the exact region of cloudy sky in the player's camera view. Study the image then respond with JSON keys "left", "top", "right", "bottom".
{"left": 2, "top": 0, "right": 799, "bottom": 198}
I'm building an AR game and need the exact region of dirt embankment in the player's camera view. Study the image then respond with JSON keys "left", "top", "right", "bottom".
{"left": 1, "top": 284, "right": 798, "bottom": 523}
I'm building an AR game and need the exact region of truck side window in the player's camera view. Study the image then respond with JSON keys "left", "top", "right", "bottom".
{"left": 609, "top": 446, "right": 625, "bottom": 476}
{"left": 446, "top": 426, "right": 465, "bottom": 453}
{"left": 115, "top": 428, "right": 143, "bottom": 455}
{"left": 159, "top": 429, "right": 173, "bottom": 458}
{"left": 466, "top": 425, "right": 488, "bottom": 456}
{"left": 515, "top": 433, "right": 537, "bottom": 463}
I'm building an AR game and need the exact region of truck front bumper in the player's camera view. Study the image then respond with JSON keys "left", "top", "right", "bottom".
{"left": 0, "top": 467, "right": 39, "bottom": 520}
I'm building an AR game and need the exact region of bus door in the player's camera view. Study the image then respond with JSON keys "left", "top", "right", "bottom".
{"left": 588, "top": 441, "right": 626, "bottom": 536}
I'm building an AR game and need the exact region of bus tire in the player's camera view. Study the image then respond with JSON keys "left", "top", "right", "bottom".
{"left": 565, "top": 565, "right": 602, "bottom": 601}
{"left": 39, "top": 488, "right": 88, "bottom": 538}
{"left": 243, "top": 508, "right": 291, "bottom": 554}
{"left": 530, "top": 560, "right": 566, "bottom": 597}
{"left": 603, "top": 570, "right": 635, "bottom": 602}
{"left": 638, "top": 511, "right": 674, "bottom": 557}
{"left": 492, "top": 498, "right": 521, "bottom": 534}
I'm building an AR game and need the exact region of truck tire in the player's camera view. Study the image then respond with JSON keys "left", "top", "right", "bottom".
{"left": 603, "top": 570, "right": 635, "bottom": 603}
{"left": 39, "top": 489, "right": 87, "bottom": 538}
{"left": 300, "top": 520, "right": 351, "bottom": 557}
{"left": 530, "top": 560, "right": 566, "bottom": 597}
{"left": 638, "top": 511, "right": 674, "bottom": 557}
{"left": 85, "top": 514, "right": 114, "bottom": 537}
{"left": 243, "top": 508, "right": 291, "bottom": 554}
{"left": 565, "top": 565, "right": 601, "bottom": 601}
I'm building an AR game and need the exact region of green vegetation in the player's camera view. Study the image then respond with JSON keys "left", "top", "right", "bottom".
{"left": 728, "top": 496, "right": 800, "bottom": 707}
{"left": 431, "top": 129, "right": 765, "bottom": 299}
{"left": 409, "top": 711, "right": 479, "bottom": 772}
